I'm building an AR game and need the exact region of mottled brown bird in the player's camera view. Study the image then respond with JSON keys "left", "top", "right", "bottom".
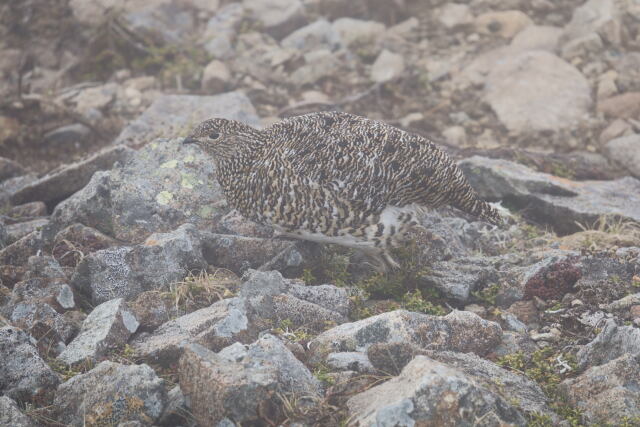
{"left": 184, "top": 111, "right": 502, "bottom": 270}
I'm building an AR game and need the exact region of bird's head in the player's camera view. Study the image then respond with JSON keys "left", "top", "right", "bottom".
{"left": 183, "top": 118, "right": 263, "bottom": 159}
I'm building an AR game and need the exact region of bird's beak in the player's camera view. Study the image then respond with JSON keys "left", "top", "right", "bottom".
{"left": 183, "top": 136, "right": 198, "bottom": 145}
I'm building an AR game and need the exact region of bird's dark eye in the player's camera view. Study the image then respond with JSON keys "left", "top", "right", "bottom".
{"left": 208, "top": 132, "right": 220, "bottom": 140}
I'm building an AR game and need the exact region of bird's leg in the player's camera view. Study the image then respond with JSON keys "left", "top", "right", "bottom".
{"left": 382, "top": 251, "right": 401, "bottom": 270}
{"left": 362, "top": 249, "right": 400, "bottom": 274}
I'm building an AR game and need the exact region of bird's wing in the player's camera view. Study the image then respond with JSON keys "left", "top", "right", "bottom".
{"left": 261, "top": 111, "right": 444, "bottom": 211}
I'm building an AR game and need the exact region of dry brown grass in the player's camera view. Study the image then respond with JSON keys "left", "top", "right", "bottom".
{"left": 163, "top": 268, "right": 239, "bottom": 315}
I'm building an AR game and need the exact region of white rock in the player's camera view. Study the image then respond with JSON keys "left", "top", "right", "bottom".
{"left": 438, "top": 3, "right": 474, "bottom": 29}
{"left": 370, "top": 50, "right": 405, "bottom": 83}
{"left": 201, "top": 59, "right": 231, "bottom": 93}
{"left": 484, "top": 51, "right": 592, "bottom": 133}
{"left": 604, "top": 134, "right": 640, "bottom": 178}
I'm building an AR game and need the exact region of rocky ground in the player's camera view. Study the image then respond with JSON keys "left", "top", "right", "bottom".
{"left": 1, "top": 0, "right": 640, "bottom": 426}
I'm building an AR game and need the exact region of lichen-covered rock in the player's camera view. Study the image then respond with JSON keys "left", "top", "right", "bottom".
{"left": 242, "top": 0, "right": 307, "bottom": 40}
{"left": 57, "top": 298, "right": 139, "bottom": 365}
{"left": 0, "top": 326, "right": 60, "bottom": 401}
{"left": 560, "top": 353, "right": 640, "bottom": 424}
{"left": 52, "top": 223, "right": 119, "bottom": 268}
{"left": 5, "top": 218, "right": 49, "bottom": 244}
{"left": 326, "top": 351, "right": 375, "bottom": 373}
{"left": 179, "top": 334, "right": 320, "bottom": 425}
{"left": 309, "top": 310, "right": 502, "bottom": 362}
{"left": 523, "top": 258, "right": 582, "bottom": 300}
{"left": 0, "top": 230, "right": 46, "bottom": 267}
{"left": 53, "top": 361, "right": 167, "bottom": 427}
{"left": 577, "top": 319, "right": 640, "bottom": 368}
{"left": 459, "top": 156, "right": 640, "bottom": 234}
{"left": 347, "top": 355, "right": 528, "bottom": 426}
{"left": 0, "top": 396, "right": 38, "bottom": 427}
{"left": 71, "top": 224, "right": 206, "bottom": 304}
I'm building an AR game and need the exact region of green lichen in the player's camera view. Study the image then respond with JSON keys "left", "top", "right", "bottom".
{"left": 156, "top": 191, "right": 174, "bottom": 205}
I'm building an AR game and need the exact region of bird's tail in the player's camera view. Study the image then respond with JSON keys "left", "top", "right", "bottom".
{"left": 448, "top": 169, "right": 507, "bottom": 226}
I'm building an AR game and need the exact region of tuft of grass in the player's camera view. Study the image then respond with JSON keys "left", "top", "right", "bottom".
{"left": 472, "top": 283, "right": 501, "bottom": 306}
{"left": 575, "top": 214, "right": 640, "bottom": 236}
{"left": 163, "top": 269, "right": 238, "bottom": 315}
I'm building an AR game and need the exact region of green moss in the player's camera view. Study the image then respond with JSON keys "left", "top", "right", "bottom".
{"left": 472, "top": 283, "right": 500, "bottom": 306}
{"left": 401, "top": 289, "right": 446, "bottom": 316}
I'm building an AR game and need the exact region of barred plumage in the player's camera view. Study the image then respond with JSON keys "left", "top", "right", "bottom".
{"left": 184, "top": 111, "right": 502, "bottom": 270}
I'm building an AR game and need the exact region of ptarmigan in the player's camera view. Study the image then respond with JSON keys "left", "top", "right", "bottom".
{"left": 184, "top": 111, "right": 502, "bottom": 270}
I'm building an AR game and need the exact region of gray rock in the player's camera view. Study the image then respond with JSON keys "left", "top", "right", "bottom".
{"left": 0, "top": 157, "right": 26, "bottom": 182}
{"left": 58, "top": 298, "right": 138, "bottom": 365}
{"left": 201, "top": 60, "right": 232, "bottom": 94}
{"left": 0, "top": 326, "right": 60, "bottom": 401}
{"left": 114, "top": 92, "right": 259, "bottom": 148}
{"left": 11, "top": 145, "right": 132, "bottom": 206}
{"left": 561, "top": 0, "right": 623, "bottom": 47}
{"left": 420, "top": 255, "right": 500, "bottom": 302}
{"left": 331, "top": 17, "right": 385, "bottom": 48}
{"left": 560, "top": 353, "right": 640, "bottom": 424}
{"left": 9, "top": 301, "right": 77, "bottom": 354}
{"left": 437, "top": 3, "right": 474, "bottom": 28}
{"left": 0, "top": 230, "right": 45, "bottom": 267}
{"left": 242, "top": 0, "right": 307, "bottom": 40}
{"left": 459, "top": 156, "right": 640, "bottom": 234}
{"left": 604, "top": 133, "right": 640, "bottom": 178}
{"left": 179, "top": 334, "right": 320, "bottom": 425}
{"left": 347, "top": 355, "right": 528, "bottom": 426}
{"left": 0, "top": 396, "right": 38, "bottom": 427}
{"left": 510, "top": 25, "right": 562, "bottom": 52}
{"left": 309, "top": 310, "right": 502, "bottom": 361}
{"left": 288, "top": 283, "right": 351, "bottom": 317}
{"left": 327, "top": 352, "right": 375, "bottom": 373}
{"left": 370, "top": 49, "right": 405, "bottom": 83}
{"left": 577, "top": 319, "right": 640, "bottom": 368}
{"left": 71, "top": 223, "right": 206, "bottom": 304}
{"left": 281, "top": 19, "right": 342, "bottom": 51}
{"left": 560, "top": 32, "right": 604, "bottom": 59}
{"left": 8, "top": 201, "right": 48, "bottom": 220}
{"left": 54, "top": 361, "right": 167, "bottom": 426}
{"left": 43, "top": 123, "right": 90, "bottom": 148}
{"left": 158, "top": 385, "right": 188, "bottom": 426}
{"left": 6, "top": 218, "right": 49, "bottom": 244}
{"left": 290, "top": 48, "right": 343, "bottom": 86}
{"left": 131, "top": 297, "right": 249, "bottom": 367}
{"left": 123, "top": 0, "right": 195, "bottom": 44}
{"left": 484, "top": 51, "right": 591, "bottom": 133}
{"left": 201, "top": 3, "right": 244, "bottom": 59}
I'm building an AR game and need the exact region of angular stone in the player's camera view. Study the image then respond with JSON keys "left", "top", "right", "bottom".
{"left": 419, "top": 256, "right": 499, "bottom": 302}
{"left": 131, "top": 297, "right": 249, "bottom": 367}
{"left": 370, "top": 49, "right": 405, "bottom": 83}
{"left": 597, "top": 92, "right": 640, "bottom": 119}
{"left": 242, "top": 0, "right": 307, "bottom": 40}
{"left": 11, "top": 145, "right": 132, "bottom": 206}
{"left": 0, "top": 231, "right": 45, "bottom": 267}
{"left": 327, "top": 352, "right": 375, "bottom": 373}
{"left": 52, "top": 223, "right": 118, "bottom": 268}
{"left": 604, "top": 133, "right": 640, "bottom": 178}
{"left": 577, "top": 319, "right": 640, "bottom": 367}
{"left": 58, "top": 298, "right": 138, "bottom": 365}
{"left": 54, "top": 361, "right": 167, "bottom": 426}
{"left": 114, "top": 92, "right": 259, "bottom": 148}
{"left": 560, "top": 353, "right": 640, "bottom": 424}
{"left": 9, "top": 301, "right": 78, "bottom": 355}
{"left": 347, "top": 355, "right": 528, "bottom": 426}
{"left": 561, "top": 0, "right": 623, "bottom": 47}
{"left": 7, "top": 201, "right": 47, "bottom": 219}
{"left": 6, "top": 218, "right": 49, "bottom": 244}
{"left": 0, "top": 157, "right": 26, "bottom": 182}
{"left": 0, "top": 396, "right": 38, "bottom": 427}
{"left": 179, "top": 335, "right": 320, "bottom": 425}
{"left": 331, "top": 18, "right": 385, "bottom": 48}
{"left": 484, "top": 51, "right": 591, "bottom": 133}
{"left": 0, "top": 326, "right": 60, "bottom": 401}
{"left": 510, "top": 25, "right": 562, "bottom": 52}
{"left": 71, "top": 224, "right": 206, "bottom": 304}
{"left": 459, "top": 156, "right": 640, "bottom": 234}
{"left": 201, "top": 59, "right": 231, "bottom": 94}
{"left": 281, "top": 19, "right": 342, "bottom": 52}
{"left": 309, "top": 310, "right": 502, "bottom": 361}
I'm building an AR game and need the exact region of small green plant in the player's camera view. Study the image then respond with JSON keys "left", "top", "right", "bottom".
{"left": 472, "top": 283, "right": 500, "bottom": 306}
{"left": 313, "top": 364, "right": 335, "bottom": 385}
{"left": 401, "top": 289, "right": 446, "bottom": 315}
{"left": 273, "top": 319, "right": 313, "bottom": 343}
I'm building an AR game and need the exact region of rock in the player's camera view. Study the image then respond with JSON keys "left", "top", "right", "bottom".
{"left": 123, "top": 0, "right": 195, "bottom": 44}
{"left": 475, "top": 10, "right": 533, "bottom": 39}
{"left": 613, "top": 52, "right": 640, "bottom": 93}
{"left": 599, "top": 118, "right": 633, "bottom": 144}
{"left": 437, "top": 3, "right": 473, "bottom": 28}
{"left": 71, "top": 223, "right": 206, "bottom": 304}
{"left": 201, "top": 3, "right": 244, "bottom": 58}
{"left": 201, "top": 60, "right": 232, "bottom": 94}
{"left": 596, "top": 70, "right": 619, "bottom": 101}
{"left": 561, "top": 0, "right": 623, "bottom": 47}
{"left": 131, "top": 297, "right": 249, "bottom": 367}
{"left": 347, "top": 355, "right": 528, "bottom": 426}
{"left": 0, "top": 396, "right": 38, "bottom": 427}
{"left": 327, "top": 352, "right": 375, "bottom": 373}
{"left": 54, "top": 361, "right": 167, "bottom": 426}
{"left": 560, "top": 353, "right": 640, "bottom": 424}
{"left": 6, "top": 218, "right": 49, "bottom": 244}
{"left": 331, "top": 18, "right": 385, "bottom": 48}
{"left": 0, "top": 157, "right": 26, "bottom": 182}
{"left": 114, "top": 92, "right": 259, "bottom": 148}
{"left": 11, "top": 145, "right": 133, "bottom": 206}
{"left": 420, "top": 256, "right": 499, "bottom": 302}
{"left": 128, "top": 291, "right": 173, "bottom": 332}
{"left": 370, "top": 49, "right": 405, "bottom": 83}
{"left": 604, "top": 133, "right": 640, "bottom": 178}
{"left": 577, "top": 319, "right": 640, "bottom": 368}
{"left": 459, "top": 156, "right": 640, "bottom": 234}
{"left": 179, "top": 335, "right": 320, "bottom": 425}
{"left": 290, "top": 48, "right": 342, "bottom": 86}
{"left": 442, "top": 125, "right": 467, "bottom": 146}
{"left": 510, "top": 25, "right": 562, "bottom": 52}
{"left": 560, "top": 32, "right": 604, "bottom": 59}
{"left": 52, "top": 223, "right": 118, "bottom": 268}
{"left": 0, "top": 116, "right": 20, "bottom": 145}
{"left": 287, "top": 282, "right": 351, "bottom": 318}
{"left": 242, "top": 0, "right": 307, "bottom": 40}
{"left": 57, "top": 298, "right": 138, "bottom": 365}
{"left": 7, "top": 201, "right": 47, "bottom": 220}
{"left": 309, "top": 310, "right": 502, "bottom": 361}
{"left": 0, "top": 231, "right": 45, "bottom": 267}
{"left": 43, "top": 123, "right": 90, "bottom": 149}
{"left": 0, "top": 326, "right": 60, "bottom": 401}
{"left": 484, "top": 51, "right": 592, "bottom": 133}
{"left": 70, "top": 83, "right": 117, "bottom": 115}
{"left": 598, "top": 92, "right": 640, "bottom": 119}
{"left": 280, "top": 19, "right": 342, "bottom": 52}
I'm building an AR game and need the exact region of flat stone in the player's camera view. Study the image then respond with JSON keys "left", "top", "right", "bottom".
{"left": 7, "top": 201, "right": 47, "bottom": 220}
{"left": 459, "top": 156, "right": 640, "bottom": 234}
{"left": 113, "top": 92, "right": 259, "bottom": 148}
{"left": 11, "top": 145, "right": 133, "bottom": 206}
{"left": 331, "top": 17, "right": 385, "bottom": 48}
{"left": 242, "top": 0, "right": 307, "bottom": 40}
{"left": 577, "top": 319, "right": 640, "bottom": 368}
{"left": 604, "top": 133, "right": 640, "bottom": 178}
{"left": 484, "top": 51, "right": 592, "bottom": 133}
{"left": 0, "top": 326, "right": 60, "bottom": 401}
{"left": 53, "top": 361, "right": 167, "bottom": 426}
{"left": 510, "top": 25, "right": 562, "bottom": 52}
{"left": 58, "top": 298, "right": 138, "bottom": 365}
{"left": 598, "top": 92, "right": 640, "bottom": 119}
